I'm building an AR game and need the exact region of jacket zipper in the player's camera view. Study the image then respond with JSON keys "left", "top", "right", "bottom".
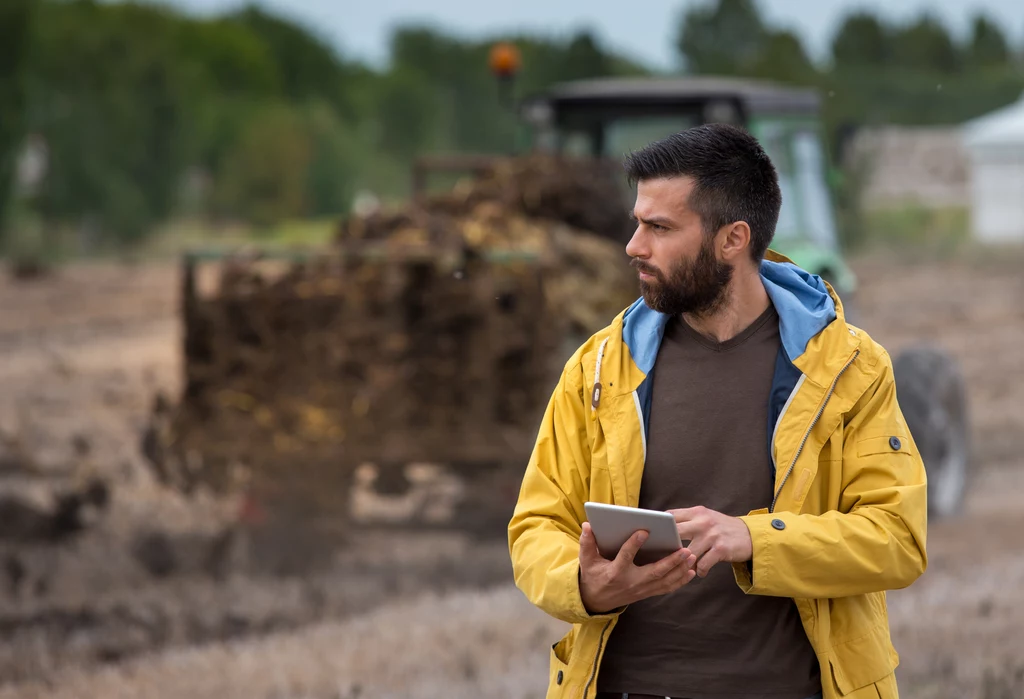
{"left": 582, "top": 619, "right": 612, "bottom": 698}
{"left": 770, "top": 350, "right": 859, "bottom": 513}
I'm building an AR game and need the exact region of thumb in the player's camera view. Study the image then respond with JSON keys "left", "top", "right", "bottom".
{"left": 579, "top": 522, "right": 600, "bottom": 563}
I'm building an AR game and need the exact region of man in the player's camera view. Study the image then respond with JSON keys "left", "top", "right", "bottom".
{"left": 508, "top": 123, "right": 927, "bottom": 699}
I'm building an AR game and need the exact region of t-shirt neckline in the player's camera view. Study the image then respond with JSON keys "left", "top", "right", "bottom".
{"left": 678, "top": 302, "right": 778, "bottom": 353}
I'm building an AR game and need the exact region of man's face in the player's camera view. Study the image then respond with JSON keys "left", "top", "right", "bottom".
{"left": 625, "top": 176, "right": 733, "bottom": 317}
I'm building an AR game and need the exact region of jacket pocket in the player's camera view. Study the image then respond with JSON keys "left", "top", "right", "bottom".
{"left": 553, "top": 628, "right": 575, "bottom": 665}
{"left": 548, "top": 629, "right": 574, "bottom": 696}
{"left": 826, "top": 673, "right": 897, "bottom": 699}
{"left": 871, "top": 671, "right": 899, "bottom": 699}
{"left": 827, "top": 623, "right": 898, "bottom": 696}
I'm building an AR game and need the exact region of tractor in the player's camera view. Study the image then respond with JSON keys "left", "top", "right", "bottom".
{"left": 416, "top": 74, "right": 971, "bottom": 518}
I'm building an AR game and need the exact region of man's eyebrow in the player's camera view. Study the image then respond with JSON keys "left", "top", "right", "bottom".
{"left": 631, "top": 211, "right": 675, "bottom": 228}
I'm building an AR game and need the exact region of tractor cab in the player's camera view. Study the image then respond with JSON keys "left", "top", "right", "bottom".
{"left": 519, "top": 77, "right": 857, "bottom": 298}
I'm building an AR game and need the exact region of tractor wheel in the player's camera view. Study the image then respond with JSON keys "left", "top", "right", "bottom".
{"left": 892, "top": 346, "right": 970, "bottom": 518}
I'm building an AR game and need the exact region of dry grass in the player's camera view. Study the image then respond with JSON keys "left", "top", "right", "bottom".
{"left": 0, "top": 585, "right": 565, "bottom": 699}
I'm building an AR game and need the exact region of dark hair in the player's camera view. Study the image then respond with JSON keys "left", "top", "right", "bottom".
{"left": 624, "top": 123, "right": 782, "bottom": 261}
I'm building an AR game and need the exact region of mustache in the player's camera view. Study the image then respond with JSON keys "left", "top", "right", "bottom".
{"left": 630, "top": 258, "right": 661, "bottom": 278}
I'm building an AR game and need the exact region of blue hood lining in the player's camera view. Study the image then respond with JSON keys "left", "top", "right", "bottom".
{"left": 759, "top": 260, "right": 837, "bottom": 364}
{"left": 621, "top": 297, "right": 666, "bottom": 375}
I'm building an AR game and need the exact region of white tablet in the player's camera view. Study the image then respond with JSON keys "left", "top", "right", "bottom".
{"left": 584, "top": 501, "right": 683, "bottom": 566}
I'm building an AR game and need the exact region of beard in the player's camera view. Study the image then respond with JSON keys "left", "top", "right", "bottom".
{"left": 632, "top": 236, "right": 733, "bottom": 317}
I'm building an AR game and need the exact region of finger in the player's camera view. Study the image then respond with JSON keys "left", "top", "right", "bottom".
{"left": 674, "top": 566, "right": 699, "bottom": 590}
{"left": 670, "top": 506, "right": 702, "bottom": 523}
{"left": 643, "top": 546, "right": 692, "bottom": 579}
{"left": 696, "top": 547, "right": 724, "bottom": 578}
{"left": 687, "top": 535, "right": 713, "bottom": 563}
{"left": 613, "top": 529, "right": 648, "bottom": 568}
{"left": 655, "top": 560, "right": 698, "bottom": 595}
{"left": 579, "top": 522, "right": 602, "bottom": 566}
{"left": 676, "top": 521, "right": 702, "bottom": 542}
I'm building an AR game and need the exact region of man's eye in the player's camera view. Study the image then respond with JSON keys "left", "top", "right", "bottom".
{"left": 650, "top": 223, "right": 666, "bottom": 232}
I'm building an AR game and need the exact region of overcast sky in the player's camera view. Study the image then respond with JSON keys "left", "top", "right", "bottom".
{"left": 164, "top": 0, "right": 1024, "bottom": 70}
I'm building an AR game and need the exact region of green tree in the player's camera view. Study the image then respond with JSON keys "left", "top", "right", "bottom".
{"left": 388, "top": 27, "right": 512, "bottom": 153}
{"left": 172, "top": 16, "right": 287, "bottom": 194}
{"left": 28, "top": 0, "right": 191, "bottom": 242}
{"left": 562, "top": 32, "right": 611, "bottom": 80}
{"left": 676, "top": 0, "right": 815, "bottom": 85}
{"left": 215, "top": 103, "right": 312, "bottom": 227}
{"left": 965, "top": 13, "right": 1010, "bottom": 68}
{"left": 303, "top": 103, "right": 364, "bottom": 216}
{"left": 831, "top": 12, "right": 891, "bottom": 68}
{"left": 821, "top": 9, "right": 1014, "bottom": 133}
{"left": 890, "top": 15, "right": 961, "bottom": 73}
{"left": 0, "top": 0, "right": 34, "bottom": 240}
{"left": 748, "top": 29, "right": 818, "bottom": 84}
{"left": 515, "top": 31, "right": 648, "bottom": 90}
{"left": 390, "top": 27, "right": 471, "bottom": 85}
{"left": 229, "top": 7, "right": 357, "bottom": 118}
{"left": 176, "top": 17, "right": 281, "bottom": 96}
{"left": 676, "top": 0, "right": 768, "bottom": 75}
{"left": 374, "top": 67, "right": 443, "bottom": 159}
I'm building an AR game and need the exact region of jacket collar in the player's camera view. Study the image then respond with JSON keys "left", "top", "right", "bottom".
{"left": 609, "top": 249, "right": 860, "bottom": 394}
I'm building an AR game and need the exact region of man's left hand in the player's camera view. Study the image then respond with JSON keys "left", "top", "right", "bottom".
{"left": 669, "top": 507, "right": 753, "bottom": 578}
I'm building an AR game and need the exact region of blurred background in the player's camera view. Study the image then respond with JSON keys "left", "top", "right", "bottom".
{"left": 0, "top": 1, "right": 1022, "bottom": 698}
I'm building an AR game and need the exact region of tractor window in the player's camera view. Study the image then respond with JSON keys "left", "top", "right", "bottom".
{"left": 554, "top": 109, "right": 703, "bottom": 159}
{"left": 758, "top": 127, "right": 801, "bottom": 242}
{"left": 793, "top": 131, "right": 839, "bottom": 250}
{"left": 602, "top": 115, "right": 700, "bottom": 159}
{"left": 560, "top": 130, "right": 596, "bottom": 158}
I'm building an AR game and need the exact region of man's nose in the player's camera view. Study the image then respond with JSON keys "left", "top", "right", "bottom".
{"left": 625, "top": 227, "right": 647, "bottom": 259}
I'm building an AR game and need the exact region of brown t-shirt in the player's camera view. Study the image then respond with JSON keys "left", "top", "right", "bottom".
{"left": 597, "top": 304, "right": 820, "bottom": 699}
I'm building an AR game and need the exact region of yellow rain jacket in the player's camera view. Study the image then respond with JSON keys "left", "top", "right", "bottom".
{"left": 508, "top": 251, "right": 928, "bottom": 699}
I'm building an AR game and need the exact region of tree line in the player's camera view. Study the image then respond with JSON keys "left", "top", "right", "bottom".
{"left": 1, "top": 0, "right": 1021, "bottom": 249}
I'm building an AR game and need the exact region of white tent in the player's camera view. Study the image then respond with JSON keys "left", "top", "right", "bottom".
{"left": 963, "top": 93, "right": 1024, "bottom": 243}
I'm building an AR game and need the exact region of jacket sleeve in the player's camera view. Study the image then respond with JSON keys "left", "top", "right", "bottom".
{"left": 735, "top": 351, "right": 928, "bottom": 599}
{"left": 507, "top": 359, "right": 619, "bottom": 625}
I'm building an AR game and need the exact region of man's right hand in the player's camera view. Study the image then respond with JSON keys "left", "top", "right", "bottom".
{"left": 578, "top": 521, "right": 698, "bottom": 615}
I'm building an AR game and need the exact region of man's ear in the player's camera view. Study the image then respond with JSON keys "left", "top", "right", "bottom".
{"left": 718, "top": 221, "right": 751, "bottom": 261}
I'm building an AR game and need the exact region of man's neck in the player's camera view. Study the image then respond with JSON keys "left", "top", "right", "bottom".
{"left": 682, "top": 268, "right": 770, "bottom": 344}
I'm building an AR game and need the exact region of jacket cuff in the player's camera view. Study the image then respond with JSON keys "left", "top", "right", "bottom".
{"left": 732, "top": 559, "right": 754, "bottom": 591}
{"left": 734, "top": 510, "right": 780, "bottom": 595}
